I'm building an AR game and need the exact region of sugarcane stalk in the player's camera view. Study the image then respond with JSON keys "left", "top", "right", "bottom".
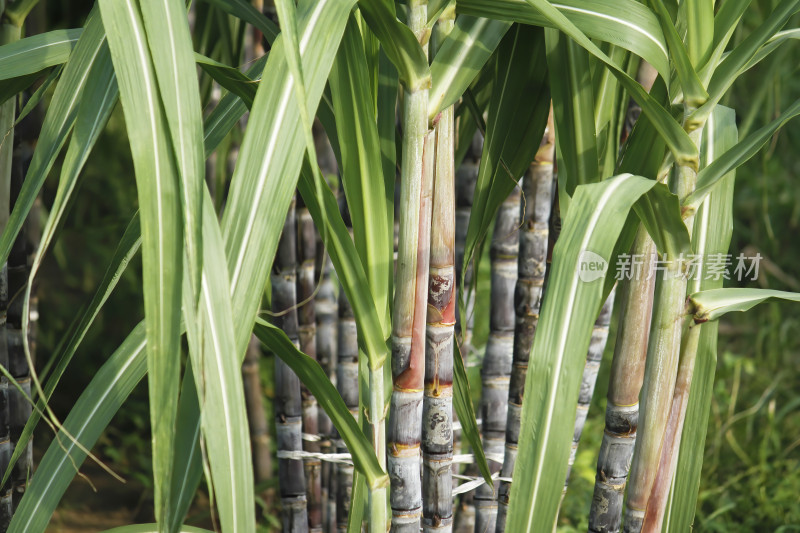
{"left": 243, "top": 335, "right": 272, "bottom": 484}
{"left": 388, "top": 1, "right": 432, "bottom": 530}
{"left": 0, "top": 264, "right": 9, "bottom": 530}
{"left": 336, "top": 286, "right": 358, "bottom": 533}
{"left": 316, "top": 251, "right": 338, "bottom": 533}
{"left": 623, "top": 120, "right": 704, "bottom": 533}
{"left": 454, "top": 131, "right": 482, "bottom": 363}
{"left": 495, "top": 118, "right": 555, "bottom": 533}
{"left": 452, "top": 131, "right": 482, "bottom": 533}
{"left": 297, "top": 196, "right": 323, "bottom": 533}
{"left": 313, "top": 120, "right": 339, "bottom": 533}
{"left": 588, "top": 229, "right": 656, "bottom": 533}
{"left": 640, "top": 323, "right": 701, "bottom": 532}
{"left": 423, "top": 19, "right": 456, "bottom": 525}
{"left": 474, "top": 183, "right": 521, "bottom": 533}
{"left": 0, "top": 17, "right": 18, "bottom": 528}
{"left": 273, "top": 195, "right": 309, "bottom": 533}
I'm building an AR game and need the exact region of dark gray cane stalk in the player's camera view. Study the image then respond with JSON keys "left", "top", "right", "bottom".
{"left": 588, "top": 229, "right": 656, "bottom": 533}
{"left": 297, "top": 197, "right": 323, "bottom": 533}
{"left": 0, "top": 19, "right": 18, "bottom": 527}
{"left": 243, "top": 335, "right": 272, "bottom": 484}
{"left": 273, "top": 196, "right": 309, "bottom": 533}
{"left": 474, "top": 184, "right": 521, "bottom": 533}
{"left": 0, "top": 264, "right": 10, "bottom": 528}
{"left": 7, "top": 133, "right": 32, "bottom": 510}
{"left": 452, "top": 131, "right": 482, "bottom": 533}
{"left": 336, "top": 287, "right": 358, "bottom": 533}
{"left": 316, "top": 251, "right": 338, "bottom": 533}
{"left": 496, "top": 121, "right": 555, "bottom": 532}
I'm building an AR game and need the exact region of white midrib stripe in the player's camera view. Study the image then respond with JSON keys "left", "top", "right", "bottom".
{"left": 552, "top": 3, "right": 669, "bottom": 59}
{"left": 230, "top": 0, "right": 327, "bottom": 292}
{"left": 525, "top": 176, "right": 629, "bottom": 530}
{"left": 201, "top": 272, "right": 240, "bottom": 529}
{"left": 0, "top": 36, "right": 78, "bottom": 63}
{"left": 161, "top": 3, "right": 196, "bottom": 241}
{"left": 26, "top": 340, "right": 145, "bottom": 528}
{"left": 125, "top": 1, "right": 167, "bottom": 351}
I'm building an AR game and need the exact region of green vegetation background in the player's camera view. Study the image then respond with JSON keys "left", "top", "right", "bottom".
{"left": 28, "top": 0, "right": 800, "bottom": 530}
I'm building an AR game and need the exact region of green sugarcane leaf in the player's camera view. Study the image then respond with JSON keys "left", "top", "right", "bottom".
{"left": 685, "top": 98, "right": 800, "bottom": 214}
{"left": 632, "top": 182, "right": 690, "bottom": 259}
{"left": 200, "top": 0, "right": 279, "bottom": 44}
{"left": 347, "top": 471, "right": 368, "bottom": 533}
{"left": 0, "top": 10, "right": 108, "bottom": 267}
{"left": 456, "top": 0, "right": 671, "bottom": 81}
{"left": 9, "top": 323, "right": 148, "bottom": 533}
{"left": 202, "top": 53, "right": 268, "bottom": 155}
{"left": 665, "top": 105, "right": 736, "bottom": 533}
{"left": 690, "top": 289, "right": 800, "bottom": 323}
{"left": 0, "top": 70, "right": 43, "bottom": 106}
{"left": 161, "top": 7, "right": 357, "bottom": 527}
{"left": 697, "top": 0, "right": 750, "bottom": 86}
{"left": 505, "top": 173, "right": 689, "bottom": 532}
{"left": 221, "top": 0, "right": 354, "bottom": 353}
{"left": 428, "top": 16, "right": 511, "bottom": 119}
{"left": 329, "top": 15, "right": 393, "bottom": 336}
{"left": 742, "top": 28, "right": 800, "bottom": 76}
{"left": 462, "top": 24, "right": 550, "bottom": 287}
{"left": 426, "top": 0, "right": 452, "bottom": 27}
{"left": 693, "top": 0, "right": 800, "bottom": 122}
{"left": 357, "top": 0, "right": 431, "bottom": 90}
{"left": 377, "top": 50, "right": 398, "bottom": 204}
{"left": 180, "top": 192, "right": 255, "bottom": 533}
{"left": 453, "top": 340, "right": 492, "bottom": 487}
{"left": 297, "top": 163, "right": 389, "bottom": 368}
{"left": 682, "top": 0, "right": 713, "bottom": 68}
{"left": 546, "top": 29, "right": 598, "bottom": 197}
{"left": 253, "top": 319, "right": 389, "bottom": 489}
{"left": 195, "top": 52, "right": 259, "bottom": 106}
{"left": 0, "top": 28, "right": 81, "bottom": 80}
{"left": 167, "top": 365, "right": 204, "bottom": 533}
{"left": 515, "top": 0, "right": 698, "bottom": 166}
{"left": 101, "top": 526, "right": 212, "bottom": 533}
{"left": 713, "top": 0, "right": 751, "bottom": 52}
{"left": 99, "top": 1, "right": 184, "bottom": 526}
{"left": 13, "top": 65, "right": 62, "bottom": 125}
{"left": 140, "top": 0, "right": 206, "bottom": 332}
{"left": 647, "top": 0, "right": 708, "bottom": 106}
{"left": 4, "top": 63, "right": 122, "bottom": 487}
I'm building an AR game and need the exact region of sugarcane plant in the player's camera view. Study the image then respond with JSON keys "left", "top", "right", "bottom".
{"left": 0, "top": 0, "right": 799, "bottom": 533}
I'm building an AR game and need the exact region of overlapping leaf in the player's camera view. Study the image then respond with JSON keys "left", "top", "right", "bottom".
{"left": 98, "top": 0, "right": 184, "bottom": 526}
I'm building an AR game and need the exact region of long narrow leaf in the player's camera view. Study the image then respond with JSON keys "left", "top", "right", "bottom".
{"left": 505, "top": 174, "right": 687, "bottom": 532}
{"left": 428, "top": 16, "right": 510, "bottom": 119}
{"left": 456, "top": 0, "right": 671, "bottom": 80}
{"left": 690, "top": 289, "right": 800, "bottom": 322}
{"left": 329, "top": 15, "right": 393, "bottom": 334}
{"left": 0, "top": 28, "right": 81, "bottom": 80}
{"left": 99, "top": 1, "right": 184, "bottom": 525}
{"left": 253, "top": 320, "right": 388, "bottom": 489}
{"left": 140, "top": 0, "right": 206, "bottom": 310}
{"left": 0, "top": 10, "right": 108, "bottom": 266}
